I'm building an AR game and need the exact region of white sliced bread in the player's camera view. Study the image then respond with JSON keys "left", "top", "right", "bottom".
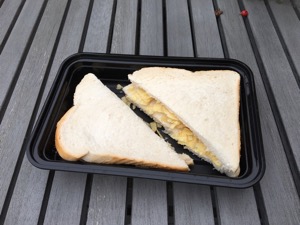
{"left": 125, "top": 67, "right": 241, "bottom": 177}
{"left": 55, "top": 73, "right": 191, "bottom": 171}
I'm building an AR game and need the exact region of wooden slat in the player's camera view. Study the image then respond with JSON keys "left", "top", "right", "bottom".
{"left": 2, "top": 0, "right": 69, "bottom": 223}
{"left": 0, "top": 0, "right": 45, "bottom": 213}
{"left": 131, "top": 179, "right": 168, "bottom": 225}
{"left": 0, "top": 0, "right": 44, "bottom": 111}
{"left": 40, "top": 1, "right": 90, "bottom": 224}
{"left": 0, "top": 0, "right": 23, "bottom": 47}
{"left": 4, "top": 159, "right": 49, "bottom": 225}
{"left": 43, "top": 172, "right": 87, "bottom": 225}
{"left": 0, "top": 0, "right": 21, "bottom": 42}
{"left": 173, "top": 184, "right": 214, "bottom": 225}
{"left": 111, "top": 0, "right": 138, "bottom": 54}
{"left": 86, "top": 175, "right": 127, "bottom": 225}
{"left": 165, "top": 0, "right": 193, "bottom": 56}
{"left": 268, "top": 0, "right": 300, "bottom": 78}
{"left": 244, "top": 0, "right": 300, "bottom": 171}
{"left": 190, "top": 0, "right": 223, "bottom": 57}
{"left": 218, "top": 0, "right": 300, "bottom": 224}
{"left": 84, "top": 0, "right": 114, "bottom": 53}
{"left": 217, "top": 188, "right": 260, "bottom": 225}
{"left": 139, "top": 0, "right": 164, "bottom": 56}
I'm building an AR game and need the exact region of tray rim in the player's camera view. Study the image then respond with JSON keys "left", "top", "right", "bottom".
{"left": 26, "top": 53, "right": 265, "bottom": 188}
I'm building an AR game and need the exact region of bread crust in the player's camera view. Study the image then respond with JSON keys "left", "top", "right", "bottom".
{"left": 82, "top": 153, "right": 189, "bottom": 171}
{"left": 55, "top": 106, "right": 89, "bottom": 161}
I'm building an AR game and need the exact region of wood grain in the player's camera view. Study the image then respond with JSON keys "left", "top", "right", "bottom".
{"left": 0, "top": 0, "right": 23, "bottom": 47}
{"left": 111, "top": 0, "right": 138, "bottom": 54}
{"left": 139, "top": 0, "right": 164, "bottom": 56}
{"left": 173, "top": 184, "right": 215, "bottom": 225}
{"left": 131, "top": 179, "right": 168, "bottom": 225}
{"left": 43, "top": 172, "right": 87, "bottom": 225}
{"left": 84, "top": 0, "right": 114, "bottom": 53}
{"left": 86, "top": 175, "right": 127, "bottom": 225}
{"left": 190, "top": 0, "right": 223, "bottom": 57}
{"left": 4, "top": 158, "right": 49, "bottom": 225}
{"left": 217, "top": 188, "right": 260, "bottom": 225}
{"left": 165, "top": 0, "right": 194, "bottom": 56}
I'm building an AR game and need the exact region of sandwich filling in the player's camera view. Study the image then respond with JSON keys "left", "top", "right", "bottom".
{"left": 124, "top": 84, "right": 222, "bottom": 169}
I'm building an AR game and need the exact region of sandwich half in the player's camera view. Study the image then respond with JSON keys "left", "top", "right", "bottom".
{"left": 55, "top": 73, "right": 192, "bottom": 171}
{"left": 123, "top": 67, "right": 241, "bottom": 177}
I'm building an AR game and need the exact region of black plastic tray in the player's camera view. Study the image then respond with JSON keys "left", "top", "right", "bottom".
{"left": 26, "top": 53, "right": 265, "bottom": 188}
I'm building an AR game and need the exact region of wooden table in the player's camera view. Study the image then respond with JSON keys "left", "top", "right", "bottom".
{"left": 0, "top": 0, "right": 300, "bottom": 224}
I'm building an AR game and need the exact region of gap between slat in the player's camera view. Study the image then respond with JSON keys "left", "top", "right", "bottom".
{"left": 210, "top": 187, "right": 220, "bottom": 225}
{"left": 187, "top": 0, "right": 197, "bottom": 57}
{"left": 167, "top": 182, "right": 174, "bottom": 225}
{"left": 106, "top": 0, "right": 117, "bottom": 54}
{"left": 212, "top": 0, "right": 229, "bottom": 57}
{"left": 135, "top": 0, "right": 141, "bottom": 55}
{"left": 124, "top": 178, "right": 133, "bottom": 225}
{"left": 253, "top": 184, "right": 270, "bottom": 225}
{"left": 79, "top": 174, "right": 94, "bottom": 225}
{"left": 162, "top": 0, "right": 168, "bottom": 56}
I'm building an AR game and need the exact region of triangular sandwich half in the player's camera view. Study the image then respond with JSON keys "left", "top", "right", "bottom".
{"left": 55, "top": 73, "right": 192, "bottom": 171}
{"left": 123, "top": 67, "right": 240, "bottom": 177}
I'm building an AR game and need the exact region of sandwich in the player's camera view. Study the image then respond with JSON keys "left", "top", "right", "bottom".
{"left": 123, "top": 67, "right": 241, "bottom": 177}
{"left": 55, "top": 73, "right": 192, "bottom": 171}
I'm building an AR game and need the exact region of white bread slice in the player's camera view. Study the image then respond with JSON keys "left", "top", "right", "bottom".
{"left": 124, "top": 67, "right": 240, "bottom": 177}
{"left": 55, "top": 73, "right": 191, "bottom": 172}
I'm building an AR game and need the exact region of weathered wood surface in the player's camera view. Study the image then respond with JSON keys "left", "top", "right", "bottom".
{"left": 0, "top": 0, "right": 45, "bottom": 110}
{"left": 0, "top": 0, "right": 299, "bottom": 224}
{"left": 139, "top": 0, "right": 163, "bottom": 56}
{"left": 0, "top": 0, "right": 24, "bottom": 50}
{"left": 2, "top": 1, "right": 69, "bottom": 224}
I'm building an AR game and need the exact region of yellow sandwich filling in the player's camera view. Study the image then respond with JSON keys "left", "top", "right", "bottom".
{"left": 125, "top": 85, "right": 222, "bottom": 168}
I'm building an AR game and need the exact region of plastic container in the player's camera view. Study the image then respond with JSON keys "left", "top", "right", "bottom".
{"left": 26, "top": 53, "right": 265, "bottom": 188}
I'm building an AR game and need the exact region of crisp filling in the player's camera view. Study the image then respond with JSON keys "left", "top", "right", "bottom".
{"left": 125, "top": 84, "right": 222, "bottom": 168}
